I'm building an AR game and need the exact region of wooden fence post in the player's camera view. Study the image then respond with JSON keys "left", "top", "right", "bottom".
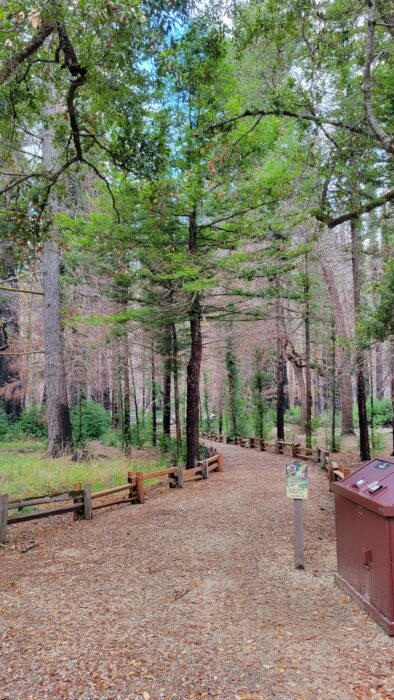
{"left": 0, "top": 494, "right": 8, "bottom": 544}
{"left": 202, "top": 459, "right": 209, "bottom": 479}
{"left": 83, "top": 485, "right": 93, "bottom": 520}
{"left": 217, "top": 453, "right": 224, "bottom": 472}
{"left": 260, "top": 438, "right": 265, "bottom": 451}
{"left": 275, "top": 441, "right": 280, "bottom": 454}
{"left": 127, "top": 471, "right": 134, "bottom": 500}
{"left": 72, "top": 482, "right": 82, "bottom": 521}
{"left": 292, "top": 442, "right": 298, "bottom": 458}
{"left": 136, "top": 472, "right": 145, "bottom": 504}
{"left": 177, "top": 465, "right": 184, "bottom": 488}
{"left": 250, "top": 437, "right": 255, "bottom": 449}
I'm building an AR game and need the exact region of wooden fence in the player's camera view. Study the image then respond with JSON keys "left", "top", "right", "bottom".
{"left": 0, "top": 452, "right": 224, "bottom": 544}
{"left": 201, "top": 431, "right": 331, "bottom": 467}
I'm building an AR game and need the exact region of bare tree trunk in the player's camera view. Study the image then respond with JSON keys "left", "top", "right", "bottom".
{"left": 122, "top": 336, "right": 131, "bottom": 450}
{"left": 276, "top": 296, "right": 285, "bottom": 441}
{"left": 162, "top": 324, "right": 172, "bottom": 440}
{"left": 42, "top": 240, "right": 73, "bottom": 455}
{"left": 320, "top": 257, "right": 354, "bottom": 433}
{"left": 151, "top": 344, "right": 157, "bottom": 447}
{"left": 304, "top": 262, "right": 312, "bottom": 448}
{"left": 186, "top": 207, "right": 202, "bottom": 468}
{"left": 203, "top": 372, "right": 211, "bottom": 433}
{"left": 172, "top": 324, "right": 182, "bottom": 453}
{"left": 41, "top": 102, "right": 72, "bottom": 456}
{"left": 129, "top": 353, "right": 139, "bottom": 438}
{"left": 351, "top": 220, "right": 370, "bottom": 461}
{"left": 391, "top": 340, "right": 394, "bottom": 456}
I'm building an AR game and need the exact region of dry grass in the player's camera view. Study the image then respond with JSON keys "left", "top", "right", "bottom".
{"left": 0, "top": 440, "right": 168, "bottom": 499}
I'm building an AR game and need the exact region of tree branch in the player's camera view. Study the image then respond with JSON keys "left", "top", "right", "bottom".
{"left": 210, "top": 108, "right": 369, "bottom": 137}
{"left": 320, "top": 187, "right": 394, "bottom": 228}
{"left": 0, "top": 21, "right": 56, "bottom": 85}
{"left": 0, "top": 284, "right": 43, "bottom": 296}
{"left": 363, "top": 0, "right": 393, "bottom": 154}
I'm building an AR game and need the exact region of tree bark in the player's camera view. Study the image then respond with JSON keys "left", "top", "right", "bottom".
{"left": 42, "top": 239, "right": 73, "bottom": 455}
{"left": 162, "top": 324, "right": 172, "bottom": 440}
{"left": 276, "top": 297, "right": 285, "bottom": 441}
{"left": 304, "top": 262, "right": 313, "bottom": 448}
{"left": 41, "top": 101, "right": 73, "bottom": 456}
{"left": 226, "top": 348, "right": 238, "bottom": 436}
{"left": 151, "top": 344, "right": 157, "bottom": 447}
{"left": 122, "top": 336, "right": 131, "bottom": 450}
{"left": 186, "top": 207, "right": 202, "bottom": 468}
{"left": 320, "top": 257, "right": 355, "bottom": 433}
{"left": 172, "top": 324, "right": 182, "bottom": 454}
{"left": 351, "top": 219, "right": 370, "bottom": 461}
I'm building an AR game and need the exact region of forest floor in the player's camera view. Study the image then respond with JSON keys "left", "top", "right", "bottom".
{"left": 1, "top": 441, "right": 394, "bottom": 700}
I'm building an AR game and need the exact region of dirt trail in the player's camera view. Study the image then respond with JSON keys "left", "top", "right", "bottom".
{"left": 1, "top": 442, "right": 393, "bottom": 700}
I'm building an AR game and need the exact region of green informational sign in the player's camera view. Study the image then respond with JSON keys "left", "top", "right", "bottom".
{"left": 286, "top": 463, "right": 308, "bottom": 500}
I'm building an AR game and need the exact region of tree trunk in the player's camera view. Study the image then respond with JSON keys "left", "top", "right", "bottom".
{"left": 320, "top": 257, "right": 354, "bottom": 433}
{"left": 41, "top": 102, "right": 73, "bottom": 456}
{"left": 0, "top": 255, "right": 22, "bottom": 421}
{"left": 186, "top": 207, "right": 202, "bottom": 468}
{"left": 351, "top": 219, "right": 370, "bottom": 461}
{"left": 172, "top": 324, "right": 182, "bottom": 454}
{"left": 42, "top": 240, "right": 73, "bottom": 455}
{"left": 186, "top": 298, "right": 202, "bottom": 467}
{"left": 391, "top": 340, "right": 394, "bottom": 456}
{"left": 276, "top": 297, "right": 285, "bottom": 441}
{"left": 331, "top": 320, "right": 338, "bottom": 452}
{"left": 130, "top": 353, "right": 139, "bottom": 437}
{"left": 162, "top": 324, "right": 172, "bottom": 440}
{"left": 226, "top": 348, "right": 238, "bottom": 436}
{"left": 151, "top": 344, "right": 157, "bottom": 447}
{"left": 304, "top": 263, "right": 312, "bottom": 449}
{"left": 122, "top": 336, "right": 131, "bottom": 450}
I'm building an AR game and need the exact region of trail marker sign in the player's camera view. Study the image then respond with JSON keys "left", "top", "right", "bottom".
{"left": 286, "top": 463, "right": 308, "bottom": 570}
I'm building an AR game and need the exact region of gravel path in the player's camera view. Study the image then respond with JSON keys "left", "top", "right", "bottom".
{"left": 1, "top": 442, "right": 394, "bottom": 700}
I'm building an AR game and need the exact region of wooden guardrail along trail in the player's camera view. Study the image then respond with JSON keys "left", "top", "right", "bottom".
{"left": 0, "top": 452, "right": 223, "bottom": 544}
{"left": 202, "top": 431, "right": 338, "bottom": 483}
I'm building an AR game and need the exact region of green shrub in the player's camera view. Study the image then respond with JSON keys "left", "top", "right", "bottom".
{"left": 285, "top": 405, "right": 301, "bottom": 425}
{"left": 17, "top": 405, "right": 48, "bottom": 439}
{"left": 71, "top": 400, "right": 111, "bottom": 444}
{"left": 0, "top": 408, "right": 17, "bottom": 440}
{"left": 369, "top": 397, "right": 392, "bottom": 428}
{"left": 101, "top": 428, "right": 122, "bottom": 448}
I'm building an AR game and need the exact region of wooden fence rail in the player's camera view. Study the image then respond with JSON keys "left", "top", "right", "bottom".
{"left": 0, "top": 453, "right": 224, "bottom": 544}
{"left": 202, "top": 431, "right": 331, "bottom": 469}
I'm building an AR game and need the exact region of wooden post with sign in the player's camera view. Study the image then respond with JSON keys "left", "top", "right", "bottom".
{"left": 294, "top": 500, "right": 304, "bottom": 570}
{"left": 286, "top": 462, "right": 308, "bottom": 570}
